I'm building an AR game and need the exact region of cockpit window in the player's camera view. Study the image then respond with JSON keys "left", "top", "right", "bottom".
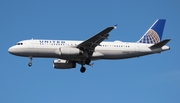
{"left": 16, "top": 43, "right": 23, "bottom": 45}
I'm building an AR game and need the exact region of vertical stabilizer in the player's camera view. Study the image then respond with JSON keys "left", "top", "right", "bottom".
{"left": 138, "top": 19, "right": 166, "bottom": 44}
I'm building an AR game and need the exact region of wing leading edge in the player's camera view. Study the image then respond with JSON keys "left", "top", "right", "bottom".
{"left": 77, "top": 25, "right": 117, "bottom": 51}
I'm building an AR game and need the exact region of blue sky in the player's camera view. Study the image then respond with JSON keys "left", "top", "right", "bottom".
{"left": 1, "top": 0, "right": 180, "bottom": 103}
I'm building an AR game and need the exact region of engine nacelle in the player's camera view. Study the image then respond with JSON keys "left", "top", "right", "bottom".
{"left": 53, "top": 59, "right": 76, "bottom": 69}
{"left": 55, "top": 47, "right": 83, "bottom": 56}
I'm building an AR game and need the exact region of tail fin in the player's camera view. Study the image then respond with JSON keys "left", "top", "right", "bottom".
{"left": 138, "top": 19, "right": 166, "bottom": 44}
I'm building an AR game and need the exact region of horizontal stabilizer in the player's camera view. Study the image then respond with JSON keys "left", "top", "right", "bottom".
{"left": 150, "top": 39, "right": 171, "bottom": 49}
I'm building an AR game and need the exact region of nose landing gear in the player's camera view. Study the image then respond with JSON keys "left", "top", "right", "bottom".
{"left": 28, "top": 62, "right": 32, "bottom": 67}
{"left": 28, "top": 56, "right": 33, "bottom": 67}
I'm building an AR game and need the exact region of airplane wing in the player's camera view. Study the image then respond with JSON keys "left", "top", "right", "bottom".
{"left": 77, "top": 25, "right": 117, "bottom": 52}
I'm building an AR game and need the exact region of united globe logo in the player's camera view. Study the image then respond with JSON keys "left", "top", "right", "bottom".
{"left": 139, "top": 29, "right": 160, "bottom": 44}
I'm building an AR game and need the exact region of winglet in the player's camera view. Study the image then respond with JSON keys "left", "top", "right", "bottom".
{"left": 150, "top": 39, "right": 171, "bottom": 49}
{"left": 113, "top": 24, "right": 118, "bottom": 29}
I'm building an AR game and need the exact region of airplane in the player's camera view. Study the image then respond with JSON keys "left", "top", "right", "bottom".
{"left": 8, "top": 19, "right": 170, "bottom": 73}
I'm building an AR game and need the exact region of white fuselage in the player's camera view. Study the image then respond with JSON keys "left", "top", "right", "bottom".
{"left": 8, "top": 39, "right": 170, "bottom": 61}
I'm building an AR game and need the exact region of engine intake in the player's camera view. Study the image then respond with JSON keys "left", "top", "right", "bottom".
{"left": 53, "top": 59, "right": 76, "bottom": 69}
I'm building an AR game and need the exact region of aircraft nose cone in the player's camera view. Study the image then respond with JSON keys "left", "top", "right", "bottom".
{"left": 8, "top": 47, "right": 16, "bottom": 54}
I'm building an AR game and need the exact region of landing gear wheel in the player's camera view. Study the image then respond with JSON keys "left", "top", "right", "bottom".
{"left": 28, "top": 62, "right": 32, "bottom": 67}
{"left": 80, "top": 66, "right": 86, "bottom": 73}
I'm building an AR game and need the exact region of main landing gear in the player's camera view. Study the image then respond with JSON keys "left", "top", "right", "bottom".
{"left": 28, "top": 56, "right": 33, "bottom": 67}
{"left": 85, "top": 58, "right": 91, "bottom": 65}
{"left": 80, "top": 66, "right": 86, "bottom": 73}
{"left": 79, "top": 58, "right": 91, "bottom": 73}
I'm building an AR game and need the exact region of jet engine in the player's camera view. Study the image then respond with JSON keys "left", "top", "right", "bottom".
{"left": 53, "top": 59, "right": 76, "bottom": 69}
